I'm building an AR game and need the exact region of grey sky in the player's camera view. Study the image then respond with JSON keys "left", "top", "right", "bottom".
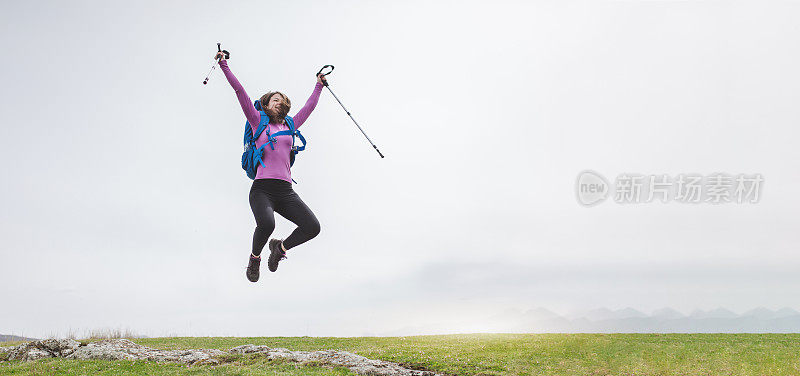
{"left": 1, "top": 0, "right": 799, "bottom": 337}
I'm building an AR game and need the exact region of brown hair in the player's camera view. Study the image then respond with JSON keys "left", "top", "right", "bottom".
{"left": 260, "top": 91, "right": 292, "bottom": 124}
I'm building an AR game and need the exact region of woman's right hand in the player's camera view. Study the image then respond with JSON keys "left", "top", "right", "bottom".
{"left": 215, "top": 51, "right": 227, "bottom": 61}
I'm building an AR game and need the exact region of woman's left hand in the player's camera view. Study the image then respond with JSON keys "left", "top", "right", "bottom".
{"left": 317, "top": 73, "right": 327, "bottom": 85}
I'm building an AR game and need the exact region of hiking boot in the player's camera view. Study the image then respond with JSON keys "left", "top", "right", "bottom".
{"left": 267, "top": 239, "right": 287, "bottom": 272}
{"left": 246, "top": 254, "right": 261, "bottom": 282}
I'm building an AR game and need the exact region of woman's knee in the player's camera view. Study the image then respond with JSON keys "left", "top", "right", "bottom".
{"left": 304, "top": 218, "right": 321, "bottom": 238}
{"left": 254, "top": 217, "right": 275, "bottom": 232}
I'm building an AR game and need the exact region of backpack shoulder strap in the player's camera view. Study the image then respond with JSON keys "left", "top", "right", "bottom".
{"left": 285, "top": 116, "right": 296, "bottom": 149}
{"left": 253, "top": 111, "right": 270, "bottom": 139}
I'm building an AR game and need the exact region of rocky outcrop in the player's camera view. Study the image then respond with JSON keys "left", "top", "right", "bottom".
{"left": 6, "top": 339, "right": 80, "bottom": 361}
{"left": 4, "top": 339, "right": 224, "bottom": 365}
{"left": 67, "top": 339, "right": 226, "bottom": 365}
{"left": 1, "top": 339, "right": 443, "bottom": 375}
{"left": 231, "top": 345, "right": 440, "bottom": 376}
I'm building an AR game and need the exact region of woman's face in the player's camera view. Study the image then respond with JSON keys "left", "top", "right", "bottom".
{"left": 267, "top": 94, "right": 284, "bottom": 111}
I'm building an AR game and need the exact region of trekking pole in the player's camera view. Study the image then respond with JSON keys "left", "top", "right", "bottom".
{"left": 203, "top": 43, "right": 230, "bottom": 85}
{"left": 317, "top": 65, "right": 384, "bottom": 158}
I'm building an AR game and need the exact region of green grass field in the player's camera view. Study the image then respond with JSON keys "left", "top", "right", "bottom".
{"left": 2, "top": 333, "right": 800, "bottom": 375}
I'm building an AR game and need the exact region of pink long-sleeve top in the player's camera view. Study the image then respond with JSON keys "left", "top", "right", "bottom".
{"left": 219, "top": 59, "right": 323, "bottom": 182}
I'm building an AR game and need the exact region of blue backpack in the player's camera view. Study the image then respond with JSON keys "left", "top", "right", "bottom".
{"left": 241, "top": 100, "right": 307, "bottom": 180}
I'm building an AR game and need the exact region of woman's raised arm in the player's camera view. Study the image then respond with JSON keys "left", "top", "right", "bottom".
{"left": 292, "top": 79, "right": 325, "bottom": 129}
{"left": 218, "top": 58, "right": 260, "bottom": 128}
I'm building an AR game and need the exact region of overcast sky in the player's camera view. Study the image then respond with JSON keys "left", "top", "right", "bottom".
{"left": 1, "top": 0, "right": 799, "bottom": 338}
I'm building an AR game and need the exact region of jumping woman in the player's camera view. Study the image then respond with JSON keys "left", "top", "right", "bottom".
{"left": 216, "top": 51, "right": 324, "bottom": 282}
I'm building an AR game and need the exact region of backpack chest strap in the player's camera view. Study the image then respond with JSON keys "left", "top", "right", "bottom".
{"left": 264, "top": 128, "right": 297, "bottom": 150}
{"left": 264, "top": 127, "right": 278, "bottom": 150}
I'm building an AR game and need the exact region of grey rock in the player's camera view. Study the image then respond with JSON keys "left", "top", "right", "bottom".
{"left": 230, "top": 345, "right": 441, "bottom": 376}
{"left": 2, "top": 339, "right": 441, "bottom": 375}
{"left": 6, "top": 339, "right": 80, "bottom": 361}
{"left": 66, "top": 339, "right": 226, "bottom": 364}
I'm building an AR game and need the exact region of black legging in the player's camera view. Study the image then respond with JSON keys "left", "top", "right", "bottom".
{"left": 249, "top": 178, "right": 321, "bottom": 256}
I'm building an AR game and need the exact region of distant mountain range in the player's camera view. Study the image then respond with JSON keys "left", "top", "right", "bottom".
{"left": 488, "top": 307, "right": 800, "bottom": 333}
{"left": 0, "top": 334, "right": 37, "bottom": 343}
{"left": 6, "top": 307, "right": 800, "bottom": 339}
